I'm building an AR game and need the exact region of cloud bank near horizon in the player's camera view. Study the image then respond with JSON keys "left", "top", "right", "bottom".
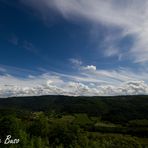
{"left": 0, "top": 62, "right": 148, "bottom": 97}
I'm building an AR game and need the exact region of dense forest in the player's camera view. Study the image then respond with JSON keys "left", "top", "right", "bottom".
{"left": 0, "top": 95, "right": 148, "bottom": 147}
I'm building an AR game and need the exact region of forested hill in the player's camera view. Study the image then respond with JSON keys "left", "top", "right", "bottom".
{"left": 0, "top": 95, "right": 148, "bottom": 123}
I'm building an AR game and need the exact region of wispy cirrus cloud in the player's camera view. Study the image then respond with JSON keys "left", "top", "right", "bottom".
{"left": 20, "top": 0, "right": 148, "bottom": 63}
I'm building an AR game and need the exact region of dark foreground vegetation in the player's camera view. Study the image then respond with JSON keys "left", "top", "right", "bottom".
{"left": 0, "top": 95, "right": 148, "bottom": 148}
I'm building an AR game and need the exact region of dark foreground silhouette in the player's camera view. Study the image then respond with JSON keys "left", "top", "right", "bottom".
{"left": 0, "top": 95, "right": 148, "bottom": 147}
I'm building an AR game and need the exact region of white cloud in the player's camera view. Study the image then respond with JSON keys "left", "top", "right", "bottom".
{"left": 21, "top": 0, "right": 148, "bottom": 63}
{"left": 82, "top": 65, "right": 96, "bottom": 72}
{"left": 121, "top": 81, "right": 148, "bottom": 95}
{"left": 0, "top": 64, "right": 148, "bottom": 97}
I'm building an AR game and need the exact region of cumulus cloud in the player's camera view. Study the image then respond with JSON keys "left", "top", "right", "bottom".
{"left": 20, "top": 0, "right": 148, "bottom": 63}
{"left": 0, "top": 63, "right": 148, "bottom": 97}
{"left": 120, "top": 81, "right": 148, "bottom": 95}
{"left": 0, "top": 74, "right": 147, "bottom": 98}
{"left": 82, "top": 65, "right": 96, "bottom": 72}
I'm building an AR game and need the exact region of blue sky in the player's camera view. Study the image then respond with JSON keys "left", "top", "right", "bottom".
{"left": 0, "top": 0, "right": 148, "bottom": 97}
